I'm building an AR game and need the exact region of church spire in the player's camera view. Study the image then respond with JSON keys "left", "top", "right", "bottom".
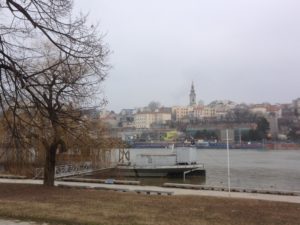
{"left": 189, "top": 82, "right": 196, "bottom": 106}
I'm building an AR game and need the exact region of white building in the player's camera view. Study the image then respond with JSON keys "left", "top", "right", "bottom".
{"left": 155, "top": 112, "right": 172, "bottom": 124}
{"left": 208, "top": 100, "right": 236, "bottom": 119}
{"left": 172, "top": 105, "right": 215, "bottom": 121}
{"left": 172, "top": 106, "right": 194, "bottom": 121}
{"left": 134, "top": 113, "right": 155, "bottom": 129}
{"left": 203, "top": 107, "right": 216, "bottom": 118}
{"left": 250, "top": 104, "right": 268, "bottom": 115}
{"left": 134, "top": 112, "right": 171, "bottom": 129}
{"left": 193, "top": 106, "right": 216, "bottom": 119}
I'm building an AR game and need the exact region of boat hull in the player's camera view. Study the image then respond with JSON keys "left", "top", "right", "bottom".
{"left": 116, "top": 165, "right": 205, "bottom": 177}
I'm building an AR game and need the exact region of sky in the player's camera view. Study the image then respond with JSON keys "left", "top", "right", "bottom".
{"left": 74, "top": 0, "right": 300, "bottom": 112}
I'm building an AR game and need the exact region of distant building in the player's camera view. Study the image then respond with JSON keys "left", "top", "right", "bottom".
{"left": 193, "top": 106, "right": 216, "bottom": 119}
{"left": 266, "top": 113, "right": 279, "bottom": 139}
{"left": 203, "top": 107, "right": 216, "bottom": 118}
{"left": 172, "top": 106, "right": 193, "bottom": 121}
{"left": 134, "top": 111, "right": 171, "bottom": 129}
{"left": 80, "top": 108, "right": 100, "bottom": 120}
{"left": 119, "top": 109, "right": 135, "bottom": 128}
{"left": 134, "top": 113, "right": 155, "bottom": 129}
{"left": 266, "top": 105, "right": 282, "bottom": 118}
{"left": 193, "top": 106, "right": 204, "bottom": 119}
{"left": 278, "top": 104, "right": 295, "bottom": 136}
{"left": 154, "top": 112, "right": 172, "bottom": 125}
{"left": 250, "top": 104, "right": 268, "bottom": 115}
{"left": 189, "top": 82, "right": 196, "bottom": 106}
{"left": 100, "top": 110, "right": 119, "bottom": 128}
{"left": 293, "top": 98, "right": 300, "bottom": 118}
{"left": 120, "top": 108, "right": 136, "bottom": 116}
{"left": 281, "top": 104, "right": 294, "bottom": 119}
{"left": 208, "top": 100, "right": 236, "bottom": 119}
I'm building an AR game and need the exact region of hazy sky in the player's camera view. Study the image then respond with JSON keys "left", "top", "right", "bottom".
{"left": 74, "top": 0, "right": 300, "bottom": 112}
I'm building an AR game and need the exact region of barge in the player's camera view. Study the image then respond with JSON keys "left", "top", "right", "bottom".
{"left": 116, "top": 149, "right": 205, "bottom": 178}
{"left": 116, "top": 164, "right": 205, "bottom": 177}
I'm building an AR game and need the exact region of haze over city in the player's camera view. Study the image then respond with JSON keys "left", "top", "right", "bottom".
{"left": 1, "top": 2, "right": 300, "bottom": 225}
{"left": 75, "top": 0, "right": 300, "bottom": 112}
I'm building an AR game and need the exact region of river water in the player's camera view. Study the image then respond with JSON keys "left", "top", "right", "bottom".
{"left": 117, "top": 148, "right": 300, "bottom": 192}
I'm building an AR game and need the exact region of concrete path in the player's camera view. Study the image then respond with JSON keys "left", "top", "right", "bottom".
{"left": 0, "top": 178, "right": 300, "bottom": 204}
{"left": 0, "top": 219, "right": 47, "bottom": 225}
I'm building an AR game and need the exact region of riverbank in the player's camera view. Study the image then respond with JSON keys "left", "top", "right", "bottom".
{"left": 1, "top": 178, "right": 300, "bottom": 203}
{"left": 0, "top": 183, "right": 300, "bottom": 225}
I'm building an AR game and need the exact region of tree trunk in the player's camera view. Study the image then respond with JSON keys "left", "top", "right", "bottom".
{"left": 43, "top": 143, "right": 57, "bottom": 186}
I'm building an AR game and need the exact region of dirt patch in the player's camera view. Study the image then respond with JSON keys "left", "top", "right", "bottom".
{"left": 0, "top": 183, "right": 299, "bottom": 225}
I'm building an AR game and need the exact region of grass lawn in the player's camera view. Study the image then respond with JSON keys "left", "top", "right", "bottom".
{"left": 0, "top": 183, "right": 299, "bottom": 225}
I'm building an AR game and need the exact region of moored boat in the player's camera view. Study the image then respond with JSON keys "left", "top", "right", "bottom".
{"left": 116, "top": 148, "right": 205, "bottom": 178}
{"left": 116, "top": 164, "right": 205, "bottom": 177}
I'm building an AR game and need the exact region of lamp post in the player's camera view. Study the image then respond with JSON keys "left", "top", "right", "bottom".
{"left": 226, "top": 129, "right": 231, "bottom": 196}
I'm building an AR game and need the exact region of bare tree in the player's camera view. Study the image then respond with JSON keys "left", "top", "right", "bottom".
{"left": 0, "top": 1, "right": 109, "bottom": 186}
{"left": 4, "top": 45, "right": 108, "bottom": 185}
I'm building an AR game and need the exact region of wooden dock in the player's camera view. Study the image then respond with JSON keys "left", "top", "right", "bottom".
{"left": 163, "top": 183, "right": 300, "bottom": 196}
{"left": 57, "top": 184, "right": 173, "bottom": 195}
{"left": 60, "top": 177, "right": 140, "bottom": 185}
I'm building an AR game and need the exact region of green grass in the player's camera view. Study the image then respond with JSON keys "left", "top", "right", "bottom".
{"left": 0, "top": 183, "right": 299, "bottom": 225}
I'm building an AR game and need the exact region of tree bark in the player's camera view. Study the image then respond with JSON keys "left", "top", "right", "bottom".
{"left": 43, "top": 143, "right": 57, "bottom": 186}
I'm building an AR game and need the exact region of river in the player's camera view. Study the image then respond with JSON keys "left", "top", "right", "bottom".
{"left": 114, "top": 148, "right": 300, "bottom": 192}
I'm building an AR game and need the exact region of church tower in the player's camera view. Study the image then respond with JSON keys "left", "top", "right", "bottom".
{"left": 189, "top": 82, "right": 196, "bottom": 106}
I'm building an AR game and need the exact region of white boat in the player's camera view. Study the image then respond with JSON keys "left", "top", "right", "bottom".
{"left": 116, "top": 149, "right": 205, "bottom": 177}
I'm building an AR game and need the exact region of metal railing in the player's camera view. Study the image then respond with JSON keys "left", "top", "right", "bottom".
{"left": 34, "top": 162, "right": 94, "bottom": 179}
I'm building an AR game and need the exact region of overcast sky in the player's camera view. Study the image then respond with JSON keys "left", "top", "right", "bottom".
{"left": 74, "top": 0, "right": 300, "bottom": 112}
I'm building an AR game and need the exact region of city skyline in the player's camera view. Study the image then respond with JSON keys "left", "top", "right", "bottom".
{"left": 75, "top": 0, "right": 300, "bottom": 112}
{"left": 101, "top": 81, "right": 299, "bottom": 113}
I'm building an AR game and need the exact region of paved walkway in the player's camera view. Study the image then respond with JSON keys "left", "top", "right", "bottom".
{"left": 0, "top": 178, "right": 300, "bottom": 204}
